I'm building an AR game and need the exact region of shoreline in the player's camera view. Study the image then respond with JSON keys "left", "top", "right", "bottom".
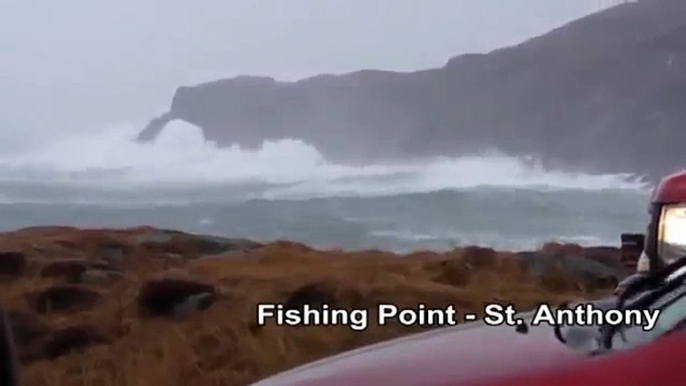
{"left": 0, "top": 226, "right": 629, "bottom": 385}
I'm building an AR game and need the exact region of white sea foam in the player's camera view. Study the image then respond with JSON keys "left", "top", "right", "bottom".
{"left": 0, "top": 120, "right": 649, "bottom": 204}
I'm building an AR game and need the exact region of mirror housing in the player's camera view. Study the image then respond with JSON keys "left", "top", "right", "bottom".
{"left": 620, "top": 233, "right": 645, "bottom": 268}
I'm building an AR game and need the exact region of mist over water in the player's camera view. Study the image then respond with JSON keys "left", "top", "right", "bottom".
{"left": 0, "top": 120, "right": 648, "bottom": 204}
{"left": 0, "top": 121, "right": 651, "bottom": 251}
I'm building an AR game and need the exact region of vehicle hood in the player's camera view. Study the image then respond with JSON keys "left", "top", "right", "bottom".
{"left": 251, "top": 298, "right": 616, "bottom": 386}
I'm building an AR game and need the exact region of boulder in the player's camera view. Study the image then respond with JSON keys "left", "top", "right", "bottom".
{"left": 424, "top": 259, "right": 470, "bottom": 287}
{"left": 514, "top": 251, "right": 550, "bottom": 277}
{"left": 5, "top": 310, "right": 52, "bottom": 363}
{"left": 43, "top": 325, "right": 109, "bottom": 359}
{"left": 5, "top": 312, "right": 108, "bottom": 362}
{"left": 522, "top": 243, "right": 625, "bottom": 279}
{"left": 0, "top": 252, "right": 27, "bottom": 278}
{"left": 284, "top": 283, "right": 337, "bottom": 311}
{"left": 458, "top": 246, "right": 498, "bottom": 269}
{"left": 191, "top": 235, "right": 262, "bottom": 256}
{"left": 79, "top": 269, "right": 124, "bottom": 284}
{"left": 40, "top": 259, "right": 113, "bottom": 283}
{"left": 172, "top": 292, "right": 215, "bottom": 317}
{"left": 136, "top": 229, "right": 262, "bottom": 258}
{"left": 98, "top": 243, "right": 126, "bottom": 265}
{"left": 54, "top": 239, "right": 78, "bottom": 249}
{"left": 26, "top": 286, "right": 102, "bottom": 314}
{"left": 137, "top": 278, "right": 216, "bottom": 316}
{"left": 6, "top": 310, "right": 51, "bottom": 347}
{"left": 583, "top": 246, "right": 625, "bottom": 270}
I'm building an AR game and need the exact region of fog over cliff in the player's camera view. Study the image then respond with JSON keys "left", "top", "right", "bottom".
{"left": 1, "top": 1, "right": 595, "bottom": 153}
{"left": 3, "top": 1, "right": 683, "bottom": 182}
{"left": 140, "top": 0, "right": 686, "bottom": 182}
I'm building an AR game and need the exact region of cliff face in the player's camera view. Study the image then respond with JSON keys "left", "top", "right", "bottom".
{"left": 140, "top": 0, "right": 686, "bottom": 181}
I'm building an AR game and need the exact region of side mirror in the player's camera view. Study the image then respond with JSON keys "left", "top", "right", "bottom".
{"left": 620, "top": 233, "right": 645, "bottom": 268}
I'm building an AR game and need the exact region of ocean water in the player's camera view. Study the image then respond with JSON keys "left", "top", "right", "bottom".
{"left": 0, "top": 121, "right": 651, "bottom": 252}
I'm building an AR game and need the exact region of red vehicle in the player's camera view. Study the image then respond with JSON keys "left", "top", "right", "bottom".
{"left": 251, "top": 169, "right": 686, "bottom": 386}
{"left": 474, "top": 331, "right": 686, "bottom": 386}
{"left": 250, "top": 301, "right": 609, "bottom": 386}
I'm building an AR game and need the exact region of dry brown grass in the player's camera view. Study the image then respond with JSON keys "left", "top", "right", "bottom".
{"left": 0, "top": 227, "right": 621, "bottom": 386}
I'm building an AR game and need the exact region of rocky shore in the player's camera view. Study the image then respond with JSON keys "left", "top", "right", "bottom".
{"left": 0, "top": 226, "right": 629, "bottom": 385}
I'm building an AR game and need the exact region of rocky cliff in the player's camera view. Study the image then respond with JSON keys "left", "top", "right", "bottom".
{"left": 140, "top": 0, "right": 686, "bottom": 181}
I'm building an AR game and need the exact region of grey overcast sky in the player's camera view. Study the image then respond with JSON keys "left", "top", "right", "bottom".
{"left": 0, "top": 1, "right": 602, "bottom": 151}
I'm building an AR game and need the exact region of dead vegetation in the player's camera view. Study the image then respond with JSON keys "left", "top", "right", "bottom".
{"left": 0, "top": 227, "right": 626, "bottom": 386}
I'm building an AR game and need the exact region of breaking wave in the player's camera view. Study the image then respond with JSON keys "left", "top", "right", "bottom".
{"left": 0, "top": 120, "right": 649, "bottom": 204}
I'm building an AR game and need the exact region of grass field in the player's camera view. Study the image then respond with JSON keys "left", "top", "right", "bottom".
{"left": 0, "top": 226, "right": 624, "bottom": 386}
